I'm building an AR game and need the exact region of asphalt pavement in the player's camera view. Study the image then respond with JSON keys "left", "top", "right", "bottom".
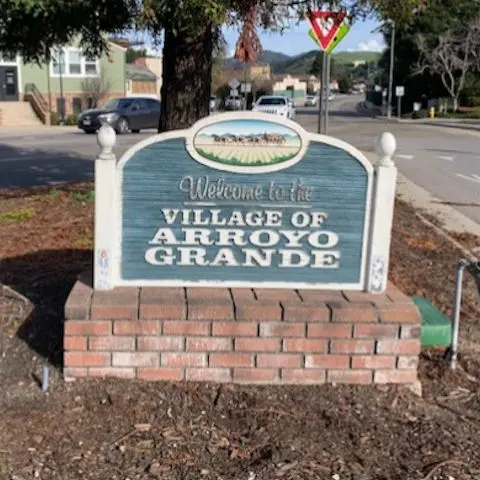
{"left": 1, "top": 96, "right": 479, "bottom": 225}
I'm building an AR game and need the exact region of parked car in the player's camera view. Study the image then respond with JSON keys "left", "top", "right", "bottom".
{"left": 304, "top": 95, "right": 317, "bottom": 107}
{"left": 77, "top": 97, "right": 161, "bottom": 134}
{"left": 210, "top": 95, "right": 219, "bottom": 112}
{"left": 224, "top": 95, "right": 244, "bottom": 110}
{"left": 252, "top": 95, "right": 296, "bottom": 120}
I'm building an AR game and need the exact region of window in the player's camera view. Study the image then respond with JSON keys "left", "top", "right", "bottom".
{"left": 52, "top": 50, "right": 65, "bottom": 75}
{"left": 0, "top": 52, "right": 16, "bottom": 63}
{"left": 85, "top": 56, "right": 98, "bottom": 75}
{"left": 258, "top": 97, "right": 287, "bottom": 106}
{"left": 146, "top": 98, "right": 161, "bottom": 111}
{"left": 68, "top": 51, "right": 82, "bottom": 75}
{"left": 50, "top": 48, "right": 99, "bottom": 77}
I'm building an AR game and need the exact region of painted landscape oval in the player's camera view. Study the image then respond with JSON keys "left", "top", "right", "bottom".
{"left": 192, "top": 119, "right": 303, "bottom": 169}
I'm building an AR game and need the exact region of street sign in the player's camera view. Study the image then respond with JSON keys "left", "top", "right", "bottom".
{"left": 395, "top": 86, "right": 405, "bottom": 97}
{"left": 240, "top": 83, "right": 252, "bottom": 93}
{"left": 326, "top": 21, "right": 350, "bottom": 54}
{"left": 229, "top": 78, "right": 240, "bottom": 89}
{"left": 413, "top": 102, "right": 421, "bottom": 112}
{"left": 230, "top": 88, "right": 238, "bottom": 97}
{"left": 307, "top": 11, "right": 345, "bottom": 50}
{"left": 107, "top": 113, "right": 380, "bottom": 290}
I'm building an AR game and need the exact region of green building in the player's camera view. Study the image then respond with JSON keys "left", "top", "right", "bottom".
{"left": 0, "top": 38, "right": 128, "bottom": 125}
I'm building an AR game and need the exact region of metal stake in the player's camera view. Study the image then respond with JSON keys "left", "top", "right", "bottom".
{"left": 445, "top": 259, "right": 479, "bottom": 370}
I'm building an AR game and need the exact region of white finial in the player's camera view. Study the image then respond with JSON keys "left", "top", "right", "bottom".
{"left": 376, "top": 132, "right": 396, "bottom": 167}
{"left": 97, "top": 124, "right": 116, "bottom": 160}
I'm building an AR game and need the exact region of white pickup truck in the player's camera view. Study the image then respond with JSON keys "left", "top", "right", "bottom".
{"left": 252, "top": 95, "right": 296, "bottom": 120}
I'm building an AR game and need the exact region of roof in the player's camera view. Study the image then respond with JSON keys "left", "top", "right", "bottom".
{"left": 108, "top": 37, "right": 143, "bottom": 50}
{"left": 125, "top": 63, "right": 157, "bottom": 81}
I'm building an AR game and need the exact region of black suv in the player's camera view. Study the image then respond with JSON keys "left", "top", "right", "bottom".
{"left": 77, "top": 97, "right": 161, "bottom": 134}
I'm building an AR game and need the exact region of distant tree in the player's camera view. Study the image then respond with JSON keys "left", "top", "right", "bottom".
{"left": 309, "top": 52, "right": 323, "bottom": 78}
{"left": 80, "top": 68, "right": 112, "bottom": 108}
{"left": 0, "top": 0, "right": 428, "bottom": 132}
{"left": 338, "top": 75, "right": 353, "bottom": 93}
{"left": 212, "top": 40, "right": 228, "bottom": 92}
{"left": 413, "top": 16, "right": 480, "bottom": 111}
{"left": 378, "top": 0, "right": 480, "bottom": 110}
{"left": 126, "top": 47, "right": 147, "bottom": 63}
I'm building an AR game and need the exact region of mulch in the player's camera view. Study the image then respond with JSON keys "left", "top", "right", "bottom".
{"left": 0, "top": 182, "right": 479, "bottom": 480}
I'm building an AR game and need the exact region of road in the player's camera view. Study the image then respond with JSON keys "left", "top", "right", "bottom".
{"left": 1, "top": 95, "right": 480, "bottom": 224}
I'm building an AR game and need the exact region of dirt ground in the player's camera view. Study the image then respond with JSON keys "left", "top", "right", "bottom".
{"left": 0, "top": 182, "right": 479, "bottom": 480}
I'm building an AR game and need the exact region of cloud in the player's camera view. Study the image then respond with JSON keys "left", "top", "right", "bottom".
{"left": 357, "top": 39, "right": 385, "bottom": 52}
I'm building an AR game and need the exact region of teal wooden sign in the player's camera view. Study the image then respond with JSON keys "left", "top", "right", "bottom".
{"left": 108, "top": 113, "right": 375, "bottom": 290}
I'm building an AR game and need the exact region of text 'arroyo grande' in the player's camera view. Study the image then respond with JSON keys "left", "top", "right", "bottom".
{"left": 144, "top": 208, "right": 341, "bottom": 269}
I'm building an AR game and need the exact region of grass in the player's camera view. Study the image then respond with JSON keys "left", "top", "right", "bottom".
{"left": 73, "top": 235, "right": 93, "bottom": 247}
{"left": 197, "top": 149, "right": 295, "bottom": 167}
{"left": 70, "top": 189, "right": 95, "bottom": 202}
{"left": 49, "top": 188, "right": 60, "bottom": 199}
{"left": 0, "top": 208, "right": 35, "bottom": 223}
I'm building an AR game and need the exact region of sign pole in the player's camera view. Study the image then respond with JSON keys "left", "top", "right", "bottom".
{"left": 318, "top": 52, "right": 328, "bottom": 134}
{"left": 397, "top": 95, "right": 402, "bottom": 119}
{"left": 324, "top": 53, "right": 331, "bottom": 135}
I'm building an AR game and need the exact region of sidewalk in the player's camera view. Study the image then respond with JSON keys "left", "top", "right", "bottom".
{"left": 363, "top": 151, "right": 480, "bottom": 238}
{"left": 375, "top": 115, "right": 480, "bottom": 132}
{"left": 0, "top": 125, "right": 78, "bottom": 137}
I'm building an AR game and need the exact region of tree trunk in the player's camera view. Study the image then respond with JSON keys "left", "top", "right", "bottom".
{"left": 453, "top": 96, "right": 459, "bottom": 112}
{"left": 158, "top": 23, "right": 213, "bottom": 133}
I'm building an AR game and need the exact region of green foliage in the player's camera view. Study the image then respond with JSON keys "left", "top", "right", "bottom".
{"left": 70, "top": 189, "right": 95, "bottom": 202}
{"left": 0, "top": 208, "right": 35, "bottom": 223}
{"left": 49, "top": 111, "right": 76, "bottom": 125}
{"left": 73, "top": 235, "right": 93, "bottom": 247}
{"left": 379, "top": 0, "right": 480, "bottom": 112}
{"left": 65, "top": 114, "right": 77, "bottom": 126}
{"left": 338, "top": 75, "right": 353, "bottom": 93}
{"left": 126, "top": 47, "right": 147, "bottom": 63}
{"left": 309, "top": 52, "right": 323, "bottom": 78}
{"left": 215, "top": 83, "right": 231, "bottom": 103}
{"left": 50, "top": 111, "right": 59, "bottom": 125}
{"left": 49, "top": 188, "right": 60, "bottom": 198}
{"left": 197, "top": 149, "right": 295, "bottom": 167}
{"left": 0, "top": 0, "right": 138, "bottom": 62}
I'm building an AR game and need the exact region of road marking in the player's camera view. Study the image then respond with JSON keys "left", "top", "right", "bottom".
{"left": 438, "top": 155, "right": 454, "bottom": 161}
{"left": 395, "top": 154, "right": 414, "bottom": 160}
{"left": 455, "top": 173, "right": 480, "bottom": 184}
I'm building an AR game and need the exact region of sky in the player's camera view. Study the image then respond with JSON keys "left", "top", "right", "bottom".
{"left": 138, "top": 17, "right": 386, "bottom": 58}
{"left": 200, "top": 120, "right": 296, "bottom": 136}
{"left": 223, "top": 18, "right": 385, "bottom": 57}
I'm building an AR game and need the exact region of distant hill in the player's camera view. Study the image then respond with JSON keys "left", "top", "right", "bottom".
{"left": 226, "top": 50, "right": 291, "bottom": 68}
{"left": 225, "top": 49, "right": 382, "bottom": 75}
{"left": 332, "top": 51, "right": 382, "bottom": 65}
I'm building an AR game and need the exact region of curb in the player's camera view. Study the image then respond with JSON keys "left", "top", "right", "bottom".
{"left": 362, "top": 151, "right": 480, "bottom": 238}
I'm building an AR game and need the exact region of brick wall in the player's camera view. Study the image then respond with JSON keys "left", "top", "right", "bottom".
{"left": 31, "top": 92, "right": 125, "bottom": 116}
{"left": 64, "top": 274, "right": 421, "bottom": 385}
{"left": 130, "top": 81, "right": 157, "bottom": 95}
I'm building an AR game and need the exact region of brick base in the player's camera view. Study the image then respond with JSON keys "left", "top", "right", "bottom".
{"left": 63, "top": 273, "right": 421, "bottom": 385}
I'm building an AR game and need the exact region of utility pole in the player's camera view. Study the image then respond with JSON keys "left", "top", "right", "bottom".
{"left": 387, "top": 20, "right": 395, "bottom": 119}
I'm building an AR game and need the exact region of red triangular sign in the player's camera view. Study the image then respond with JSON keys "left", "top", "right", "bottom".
{"left": 307, "top": 11, "right": 346, "bottom": 50}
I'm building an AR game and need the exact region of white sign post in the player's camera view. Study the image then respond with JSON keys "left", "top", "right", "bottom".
{"left": 229, "top": 78, "right": 240, "bottom": 89}
{"left": 395, "top": 86, "right": 405, "bottom": 119}
{"left": 229, "top": 79, "right": 240, "bottom": 110}
{"left": 240, "top": 83, "right": 251, "bottom": 93}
